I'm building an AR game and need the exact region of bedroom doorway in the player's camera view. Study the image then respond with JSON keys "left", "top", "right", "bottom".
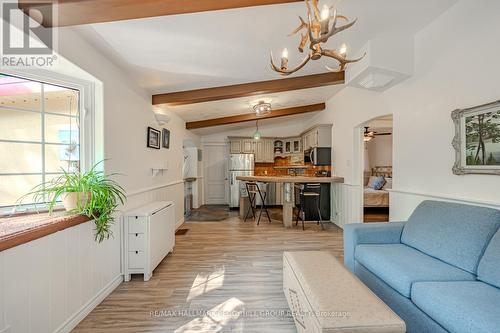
{"left": 360, "top": 115, "right": 393, "bottom": 222}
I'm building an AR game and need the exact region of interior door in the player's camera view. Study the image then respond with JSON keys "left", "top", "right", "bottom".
{"left": 204, "top": 144, "right": 228, "bottom": 204}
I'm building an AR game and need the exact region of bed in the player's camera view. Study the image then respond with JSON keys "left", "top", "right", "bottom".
{"left": 364, "top": 166, "right": 392, "bottom": 208}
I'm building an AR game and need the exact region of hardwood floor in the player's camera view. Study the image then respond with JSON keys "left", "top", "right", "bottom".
{"left": 73, "top": 212, "right": 344, "bottom": 332}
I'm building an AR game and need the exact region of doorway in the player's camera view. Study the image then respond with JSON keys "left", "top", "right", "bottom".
{"left": 359, "top": 115, "right": 393, "bottom": 222}
{"left": 203, "top": 144, "right": 229, "bottom": 205}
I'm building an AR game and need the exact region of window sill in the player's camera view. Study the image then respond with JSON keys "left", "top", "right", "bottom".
{"left": 0, "top": 212, "right": 91, "bottom": 252}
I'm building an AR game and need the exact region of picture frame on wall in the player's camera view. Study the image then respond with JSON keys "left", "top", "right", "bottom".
{"left": 162, "top": 129, "right": 170, "bottom": 149}
{"left": 147, "top": 127, "right": 161, "bottom": 149}
{"left": 452, "top": 100, "right": 500, "bottom": 175}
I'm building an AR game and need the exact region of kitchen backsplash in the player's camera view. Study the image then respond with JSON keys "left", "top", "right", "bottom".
{"left": 255, "top": 155, "right": 332, "bottom": 177}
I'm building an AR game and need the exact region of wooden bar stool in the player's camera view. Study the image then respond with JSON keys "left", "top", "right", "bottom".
{"left": 245, "top": 181, "right": 271, "bottom": 224}
{"left": 295, "top": 183, "right": 325, "bottom": 230}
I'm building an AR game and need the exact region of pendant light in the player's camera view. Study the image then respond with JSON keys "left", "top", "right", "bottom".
{"left": 253, "top": 120, "right": 262, "bottom": 140}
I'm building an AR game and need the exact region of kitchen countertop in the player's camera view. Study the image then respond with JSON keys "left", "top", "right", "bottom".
{"left": 236, "top": 175, "right": 344, "bottom": 183}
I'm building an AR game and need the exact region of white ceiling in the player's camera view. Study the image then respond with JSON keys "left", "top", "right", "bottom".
{"left": 74, "top": 0, "right": 456, "bottom": 129}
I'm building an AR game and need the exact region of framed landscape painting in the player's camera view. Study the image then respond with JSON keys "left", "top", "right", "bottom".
{"left": 452, "top": 100, "right": 500, "bottom": 175}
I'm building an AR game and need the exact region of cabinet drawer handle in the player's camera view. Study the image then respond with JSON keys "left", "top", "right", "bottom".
{"left": 135, "top": 233, "right": 138, "bottom": 237}
{"left": 135, "top": 251, "right": 138, "bottom": 254}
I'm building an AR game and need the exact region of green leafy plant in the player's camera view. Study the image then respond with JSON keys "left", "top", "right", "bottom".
{"left": 18, "top": 161, "right": 126, "bottom": 242}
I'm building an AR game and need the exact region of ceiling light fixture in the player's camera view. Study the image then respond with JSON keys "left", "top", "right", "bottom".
{"left": 270, "top": 0, "right": 365, "bottom": 75}
{"left": 253, "top": 120, "right": 262, "bottom": 140}
{"left": 253, "top": 101, "right": 272, "bottom": 116}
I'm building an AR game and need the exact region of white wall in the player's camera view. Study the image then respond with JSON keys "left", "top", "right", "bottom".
{"left": 306, "top": 0, "right": 500, "bottom": 225}
{"left": 367, "top": 134, "right": 393, "bottom": 169}
{"left": 0, "top": 15, "right": 199, "bottom": 333}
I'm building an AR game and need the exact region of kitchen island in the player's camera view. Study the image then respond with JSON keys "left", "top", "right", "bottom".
{"left": 236, "top": 175, "right": 344, "bottom": 228}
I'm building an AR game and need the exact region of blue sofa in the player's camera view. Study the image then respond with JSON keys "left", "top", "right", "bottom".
{"left": 344, "top": 200, "right": 500, "bottom": 333}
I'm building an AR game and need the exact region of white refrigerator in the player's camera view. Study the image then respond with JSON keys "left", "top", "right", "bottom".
{"left": 229, "top": 154, "right": 254, "bottom": 208}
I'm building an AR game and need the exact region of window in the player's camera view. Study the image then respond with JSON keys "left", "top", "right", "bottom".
{"left": 0, "top": 73, "right": 81, "bottom": 212}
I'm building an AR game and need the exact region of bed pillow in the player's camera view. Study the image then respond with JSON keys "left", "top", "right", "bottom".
{"left": 383, "top": 178, "right": 393, "bottom": 190}
{"left": 371, "top": 176, "right": 386, "bottom": 190}
{"left": 366, "top": 176, "right": 377, "bottom": 188}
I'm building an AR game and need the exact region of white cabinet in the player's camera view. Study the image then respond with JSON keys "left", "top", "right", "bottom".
{"left": 230, "top": 137, "right": 274, "bottom": 162}
{"left": 230, "top": 140, "right": 242, "bottom": 153}
{"left": 255, "top": 140, "right": 265, "bottom": 162}
{"left": 242, "top": 139, "right": 256, "bottom": 153}
{"left": 284, "top": 137, "right": 302, "bottom": 154}
{"left": 124, "top": 201, "right": 175, "bottom": 281}
{"left": 265, "top": 139, "right": 274, "bottom": 162}
{"left": 303, "top": 125, "right": 332, "bottom": 150}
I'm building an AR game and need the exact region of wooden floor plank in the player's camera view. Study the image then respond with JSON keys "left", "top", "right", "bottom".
{"left": 72, "top": 211, "right": 344, "bottom": 332}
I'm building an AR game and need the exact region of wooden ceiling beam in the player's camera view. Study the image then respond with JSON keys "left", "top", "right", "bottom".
{"left": 18, "top": 0, "right": 303, "bottom": 27}
{"left": 153, "top": 72, "right": 344, "bottom": 106}
{"left": 185, "top": 103, "right": 325, "bottom": 129}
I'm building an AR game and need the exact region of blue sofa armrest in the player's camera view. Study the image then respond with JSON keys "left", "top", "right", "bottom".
{"left": 344, "top": 222, "right": 406, "bottom": 272}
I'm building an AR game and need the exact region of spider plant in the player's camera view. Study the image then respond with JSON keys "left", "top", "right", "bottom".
{"left": 18, "top": 161, "right": 126, "bottom": 242}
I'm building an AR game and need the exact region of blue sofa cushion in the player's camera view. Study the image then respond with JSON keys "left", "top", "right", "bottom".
{"left": 411, "top": 281, "right": 500, "bottom": 333}
{"left": 401, "top": 200, "right": 500, "bottom": 274}
{"left": 355, "top": 244, "right": 475, "bottom": 297}
{"left": 478, "top": 229, "right": 500, "bottom": 288}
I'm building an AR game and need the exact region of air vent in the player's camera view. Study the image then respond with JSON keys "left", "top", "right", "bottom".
{"left": 357, "top": 73, "right": 395, "bottom": 89}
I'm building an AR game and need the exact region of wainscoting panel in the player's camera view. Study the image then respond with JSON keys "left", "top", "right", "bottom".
{"left": 331, "top": 183, "right": 363, "bottom": 228}
{"left": 0, "top": 220, "right": 122, "bottom": 333}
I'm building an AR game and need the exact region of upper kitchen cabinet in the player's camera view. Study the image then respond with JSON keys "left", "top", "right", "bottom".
{"left": 242, "top": 139, "right": 256, "bottom": 153}
{"left": 230, "top": 139, "right": 242, "bottom": 153}
{"left": 229, "top": 137, "right": 274, "bottom": 163}
{"left": 302, "top": 125, "right": 332, "bottom": 150}
{"left": 283, "top": 137, "right": 302, "bottom": 154}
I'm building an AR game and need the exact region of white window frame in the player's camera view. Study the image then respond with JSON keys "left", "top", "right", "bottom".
{"left": 0, "top": 68, "right": 96, "bottom": 212}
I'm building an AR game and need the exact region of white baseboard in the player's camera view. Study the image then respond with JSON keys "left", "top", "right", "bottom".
{"left": 55, "top": 274, "right": 123, "bottom": 333}
{"left": 176, "top": 217, "right": 185, "bottom": 230}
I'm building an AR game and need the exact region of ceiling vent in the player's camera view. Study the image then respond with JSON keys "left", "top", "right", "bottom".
{"left": 357, "top": 73, "right": 395, "bottom": 90}
{"left": 346, "top": 35, "right": 414, "bottom": 92}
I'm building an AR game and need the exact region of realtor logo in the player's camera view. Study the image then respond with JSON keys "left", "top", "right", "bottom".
{"left": 1, "top": 1, "right": 57, "bottom": 67}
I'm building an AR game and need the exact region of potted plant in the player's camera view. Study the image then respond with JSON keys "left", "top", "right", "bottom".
{"left": 19, "top": 162, "right": 126, "bottom": 242}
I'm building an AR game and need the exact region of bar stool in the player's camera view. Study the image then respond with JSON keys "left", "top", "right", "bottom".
{"left": 244, "top": 181, "right": 271, "bottom": 225}
{"left": 295, "top": 183, "right": 325, "bottom": 230}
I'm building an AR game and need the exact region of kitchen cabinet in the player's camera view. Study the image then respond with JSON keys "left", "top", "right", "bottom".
{"left": 242, "top": 139, "right": 256, "bottom": 153}
{"left": 265, "top": 139, "right": 274, "bottom": 162}
{"left": 254, "top": 139, "right": 274, "bottom": 162}
{"left": 284, "top": 137, "right": 302, "bottom": 154}
{"left": 303, "top": 125, "right": 332, "bottom": 150}
{"left": 230, "top": 139, "right": 242, "bottom": 153}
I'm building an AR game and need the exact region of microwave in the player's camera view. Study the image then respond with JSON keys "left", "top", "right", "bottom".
{"left": 304, "top": 147, "right": 331, "bottom": 166}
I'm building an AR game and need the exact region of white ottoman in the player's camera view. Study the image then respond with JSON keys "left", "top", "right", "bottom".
{"left": 283, "top": 251, "right": 405, "bottom": 333}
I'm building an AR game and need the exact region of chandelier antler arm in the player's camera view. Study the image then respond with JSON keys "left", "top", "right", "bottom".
{"left": 310, "top": 0, "right": 321, "bottom": 22}
{"left": 288, "top": 16, "right": 308, "bottom": 36}
{"left": 270, "top": 53, "right": 312, "bottom": 76}
{"left": 321, "top": 49, "right": 366, "bottom": 72}
{"left": 298, "top": 33, "right": 309, "bottom": 53}
{"left": 311, "top": 18, "right": 358, "bottom": 44}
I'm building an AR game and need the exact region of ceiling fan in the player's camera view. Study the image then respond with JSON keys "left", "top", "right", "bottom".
{"left": 363, "top": 127, "right": 392, "bottom": 142}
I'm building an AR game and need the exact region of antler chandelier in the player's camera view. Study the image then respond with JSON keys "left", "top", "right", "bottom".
{"left": 270, "top": 0, "right": 365, "bottom": 75}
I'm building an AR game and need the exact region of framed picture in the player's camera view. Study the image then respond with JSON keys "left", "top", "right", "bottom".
{"left": 452, "top": 100, "right": 500, "bottom": 175}
{"left": 162, "top": 128, "right": 170, "bottom": 149}
{"left": 147, "top": 127, "right": 161, "bottom": 149}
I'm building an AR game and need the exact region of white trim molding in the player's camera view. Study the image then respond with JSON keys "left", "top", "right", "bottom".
{"left": 126, "top": 180, "right": 184, "bottom": 197}
{"left": 389, "top": 189, "right": 500, "bottom": 209}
